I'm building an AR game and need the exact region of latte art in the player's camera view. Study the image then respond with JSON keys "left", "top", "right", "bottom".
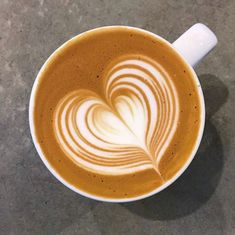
{"left": 54, "top": 55, "right": 179, "bottom": 175}
{"left": 33, "top": 27, "right": 202, "bottom": 199}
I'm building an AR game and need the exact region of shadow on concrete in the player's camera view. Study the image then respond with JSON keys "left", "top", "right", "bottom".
{"left": 122, "top": 74, "right": 228, "bottom": 220}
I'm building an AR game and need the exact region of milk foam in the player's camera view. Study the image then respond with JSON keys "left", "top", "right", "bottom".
{"left": 53, "top": 55, "right": 179, "bottom": 175}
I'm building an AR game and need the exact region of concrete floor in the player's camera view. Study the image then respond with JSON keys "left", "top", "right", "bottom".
{"left": 1, "top": 0, "right": 235, "bottom": 234}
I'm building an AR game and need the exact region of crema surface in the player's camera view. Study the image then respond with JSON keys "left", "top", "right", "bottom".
{"left": 33, "top": 27, "right": 201, "bottom": 199}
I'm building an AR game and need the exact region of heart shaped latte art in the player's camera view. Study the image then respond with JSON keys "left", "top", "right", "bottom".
{"left": 53, "top": 55, "right": 179, "bottom": 176}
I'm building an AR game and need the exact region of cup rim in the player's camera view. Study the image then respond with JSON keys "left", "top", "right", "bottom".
{"left": 29, "top": 25, "right": 205, "bottom": 203}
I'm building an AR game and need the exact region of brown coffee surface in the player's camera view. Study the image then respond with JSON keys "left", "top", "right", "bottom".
{"left": 33, "top": 27, "right": 201, "bottom": 199}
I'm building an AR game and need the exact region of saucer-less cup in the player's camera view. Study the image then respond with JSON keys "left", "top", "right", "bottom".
{"left": 29, "top": 23, "right": 217, "bottom": 202}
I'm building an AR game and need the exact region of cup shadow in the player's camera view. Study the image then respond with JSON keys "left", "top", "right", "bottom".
{"left": 122, "top": 74, "right": 228, "bottom": 220}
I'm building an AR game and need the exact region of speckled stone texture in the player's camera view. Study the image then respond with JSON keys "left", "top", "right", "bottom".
{"left": 0, "top": 0, "right": 235, "bottom": 234}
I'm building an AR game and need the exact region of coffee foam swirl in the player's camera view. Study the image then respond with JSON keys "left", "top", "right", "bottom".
{"left": 53, "top": 55, "right": 179, "bottom": 175}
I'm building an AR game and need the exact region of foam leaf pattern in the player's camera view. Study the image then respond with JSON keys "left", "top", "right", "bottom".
{"left": 53, "top": 55, "right": 179, "bottom": 175}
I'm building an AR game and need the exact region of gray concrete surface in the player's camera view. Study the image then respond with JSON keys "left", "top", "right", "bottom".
{"left": 1, "top": 0, "right": 235, "bottom": 234}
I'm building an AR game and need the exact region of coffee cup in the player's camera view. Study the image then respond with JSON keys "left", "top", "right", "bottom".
{"left": 29, "top": 23, "right": 217, "bottom": 202}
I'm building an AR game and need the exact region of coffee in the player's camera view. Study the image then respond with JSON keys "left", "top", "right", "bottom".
{"left": 33, "top": 27, "right": 201, "bottom": 199}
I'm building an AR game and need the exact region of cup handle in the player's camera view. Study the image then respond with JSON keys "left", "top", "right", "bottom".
{"left": 172, "top": 23, "right": 218, "bottom": 68}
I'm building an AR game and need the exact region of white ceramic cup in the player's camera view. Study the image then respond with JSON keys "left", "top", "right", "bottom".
{"left": 29, "top": 23, "right": 217, "bottom": 203}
